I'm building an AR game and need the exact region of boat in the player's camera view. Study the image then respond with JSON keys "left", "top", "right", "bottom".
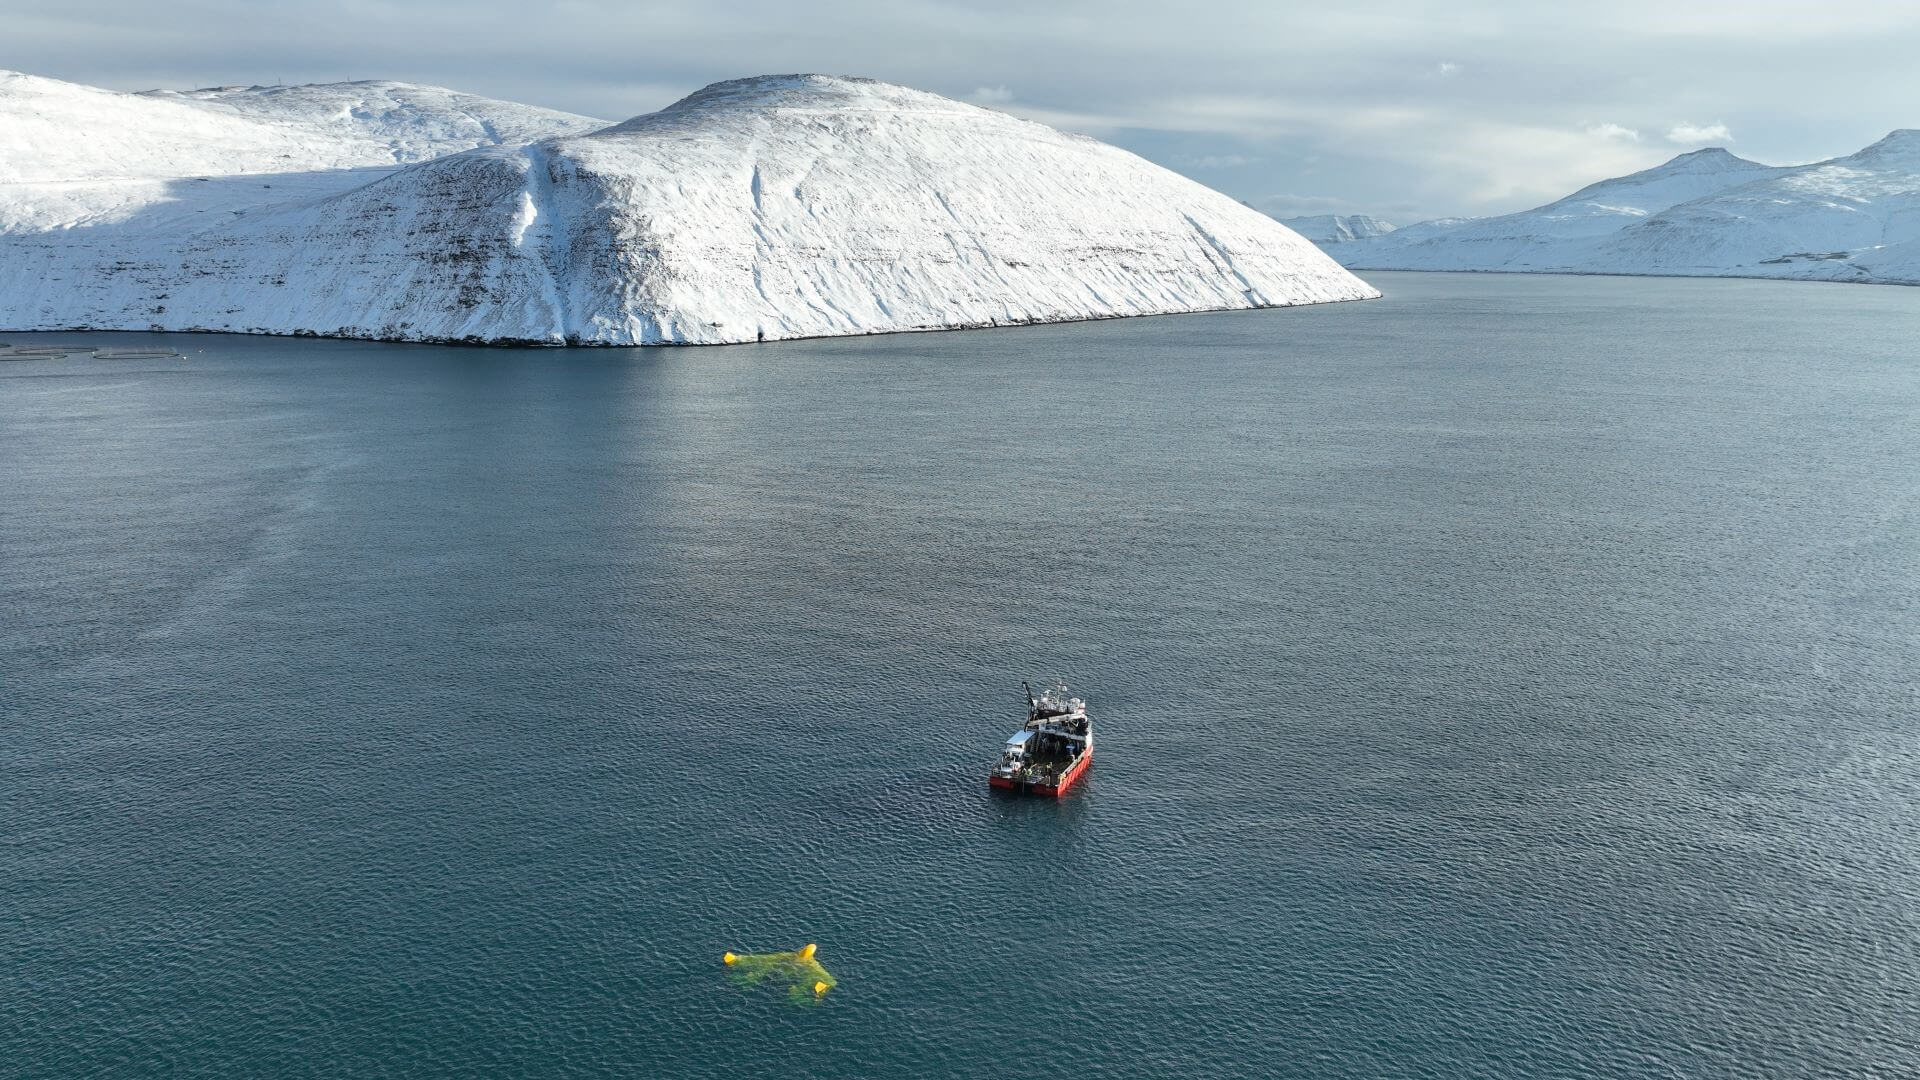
{"left": 989, "top": 682, "right": 1093, "bottom": 796}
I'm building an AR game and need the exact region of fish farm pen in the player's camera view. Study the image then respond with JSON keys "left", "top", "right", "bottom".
{"left": 0, "top": 345, "right": 182, "bottom": 360}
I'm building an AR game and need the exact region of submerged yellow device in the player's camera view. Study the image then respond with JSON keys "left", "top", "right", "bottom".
{"left": 723, "top": 943, "right": 837, "bottom": 1002}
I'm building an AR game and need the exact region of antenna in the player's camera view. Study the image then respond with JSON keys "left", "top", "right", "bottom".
{"left": 1022, "top": 680, "right": 1036, "bottom": 712}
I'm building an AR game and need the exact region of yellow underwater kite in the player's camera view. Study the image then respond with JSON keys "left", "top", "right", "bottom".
{"left": 722, "top": 943, "right": 838, "bottom": 1003}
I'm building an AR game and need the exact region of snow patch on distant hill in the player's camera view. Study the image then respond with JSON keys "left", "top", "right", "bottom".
{"left": 0, "top": 70, "right": 1378, "bottom": 345}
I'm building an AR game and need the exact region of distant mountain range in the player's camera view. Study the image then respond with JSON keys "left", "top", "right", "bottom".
{"left": 1304, "top": 134, "right": 1920, "bottom": 286}
{"left": 1273, "top": 214, "right": 1397, "bottom": 244}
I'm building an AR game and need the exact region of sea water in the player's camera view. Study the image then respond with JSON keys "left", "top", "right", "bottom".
{"left": 4, "top": 273, "right": 1917, "bottom": 1077}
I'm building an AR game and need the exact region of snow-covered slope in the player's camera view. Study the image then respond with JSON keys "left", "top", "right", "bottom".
{"left": 0, "top": 70, "right": 608, "bottom": 234}
{"left": 1335, "top": 136, "right": 1920, "bottom": 285}
{"left": 0, "top": 70, "right": 607, "bottom": 182}
{"left": 1, "top": 70, "right": 382, "bottom": 183}
{"left": 138, "top": 80, "right": 610, "bottom": 164}
{"left": 0, "top": 71, "right": 1377, "bottom": 345}
{"left": 1274, "top": 213, "right": 1396, "bottom": 244}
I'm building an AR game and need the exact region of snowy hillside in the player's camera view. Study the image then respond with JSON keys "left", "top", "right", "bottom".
{"left": 0, "top": 71, "right": 1377, "bottom": 345}
{"left": 138, "top": 80, "right": 610, "bottom": 164}
{"left": 1, "top": 70, "right": 386, "bottom": 184}
{"left": 1274, "top": 214, "right": 1396, "bottom": 244}
{"left": 1333, "top": 136, "right": 1919, "bottom": 285}
{"left": 0, "top": 70, "right": 607, "bottom": 235}
{"left": 0, "top": 70, "right": 607, "bottom": 182}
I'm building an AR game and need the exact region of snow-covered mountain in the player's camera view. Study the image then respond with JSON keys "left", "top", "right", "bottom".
{"left": 1333, "top": 136, "right": 1919, "bottom": 285}
{"left": 1583, "top": 131, "right": 1920, "bottom": 282}
{"left": 0, "top": 70, "right": 1377, "bottom": 345}
{"left": 1273, "top": 214, "right": 1396, "bottom": 244}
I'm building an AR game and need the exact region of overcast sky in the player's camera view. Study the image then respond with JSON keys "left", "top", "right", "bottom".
{"left": 8, "top": 0, "right": 1918, "bottom": 223}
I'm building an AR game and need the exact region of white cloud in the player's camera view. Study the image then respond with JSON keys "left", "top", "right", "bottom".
{"left": 1187, "top": 153, "right": 1257, "bottom": 169}
{"left": 1666, "top": 122, "right": 1734, "bottom": 145}
{"left": 1008, "top": 89, "right": 1669, "bottom": 211}
{"left": 1437, "top": 61, "right": 1462, "bottom": 76}
{"left": 1586, "top": 122, "right": 1640, "bottom": 141}
{"left": 970, "top": 85, "right": 1014, "bottom": 104}
{"left": 1253, "top": 192, "right": 1350, "bottom": 216}
{"left": 1416, "top": 121, "right": 1665, "bottom": 206}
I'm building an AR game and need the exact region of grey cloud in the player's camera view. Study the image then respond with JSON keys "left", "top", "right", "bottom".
{"left": 5, "top": 0, "right": 1917, "bottom": 220}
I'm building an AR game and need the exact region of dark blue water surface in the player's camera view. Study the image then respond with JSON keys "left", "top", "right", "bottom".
{"left": 5, "top": 272, "right": 1918, "bottom": 1078}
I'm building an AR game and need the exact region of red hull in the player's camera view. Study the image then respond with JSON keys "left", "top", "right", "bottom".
{"left": 989, "top": 747, "right": 1092, "bottom": 797}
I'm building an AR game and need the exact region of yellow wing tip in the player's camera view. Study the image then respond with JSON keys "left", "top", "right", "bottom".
{"left": 799, "top": 943, "right": 817, "bottom": 960}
